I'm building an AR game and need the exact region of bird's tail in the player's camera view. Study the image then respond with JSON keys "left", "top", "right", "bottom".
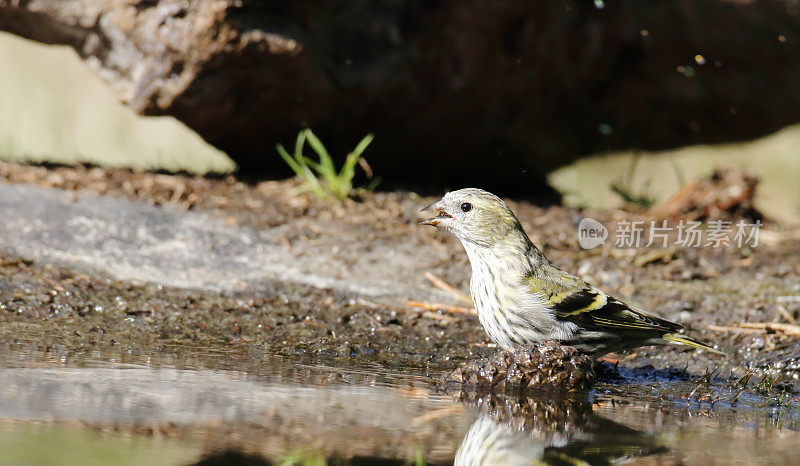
{"left": 662, "top": 333, "right": 726, "bottom": 355}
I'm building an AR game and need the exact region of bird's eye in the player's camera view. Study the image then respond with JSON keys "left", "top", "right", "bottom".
{"left": 460, "top": 202, "right": 472, "bottom": 212}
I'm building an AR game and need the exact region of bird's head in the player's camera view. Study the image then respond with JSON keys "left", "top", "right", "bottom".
{"left": 420, "top": 188, "right": 524, "bottom": 246}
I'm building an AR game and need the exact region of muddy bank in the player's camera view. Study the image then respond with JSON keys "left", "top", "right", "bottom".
{"left": 0, "top": 252, "right": 488, "bottom": 371}
{"left": 2, "top": 162, "right": 800, "bottom": 461}
{"left": 1, "top": 161, "right": 799, "bottom": 378}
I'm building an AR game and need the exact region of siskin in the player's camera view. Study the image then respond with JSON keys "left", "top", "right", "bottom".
{"left": 421, "top": 188, "right": 722, "bottom": 359}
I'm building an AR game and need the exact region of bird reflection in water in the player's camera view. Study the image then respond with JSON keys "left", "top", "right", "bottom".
{"left": 454, "top": 393, "right": 667, "bottom": 465}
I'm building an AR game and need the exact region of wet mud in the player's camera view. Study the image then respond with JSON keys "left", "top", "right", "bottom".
{"left": 0, "top": 253, "right": 487, "bottom": 373}
{"left": 2, "top": 161, "right": 800, "bottom": 463}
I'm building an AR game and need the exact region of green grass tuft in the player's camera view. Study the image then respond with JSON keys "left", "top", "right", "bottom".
{"left": 276, "top": 129, "right": 378, "bottom": 200}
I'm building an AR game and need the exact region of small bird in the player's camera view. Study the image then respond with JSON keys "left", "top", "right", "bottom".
{"left": 421, "top": 188, "right": 721, "bottom": 359}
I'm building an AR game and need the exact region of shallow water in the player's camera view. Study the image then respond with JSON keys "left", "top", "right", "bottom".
{"left": 1, "top": 341, "right": 799, "bottom": 465}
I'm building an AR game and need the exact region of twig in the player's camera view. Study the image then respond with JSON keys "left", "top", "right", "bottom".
{"left": 707, "top": 323, "right": 800, "bottom": 336}
{"left": 737, "top": 322, "right": 800, "bottom": 335}
{"left": 405, "top": 300, "right": 477, "bottom": 316}
{"left": 424, "top": 272, "right": 472, "bottom": 304}
{"left": 777, "top": 304, "right": 796, "bottom": 324}
{"left": 706, "top": 325, "right": 763, "bottom": 334}
{"left": 420, "top": 311, "right": 457, "bottom": 324}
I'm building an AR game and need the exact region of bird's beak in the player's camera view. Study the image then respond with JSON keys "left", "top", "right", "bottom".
{"left": 420, "top": 201, "right": 454, "bottom": 228}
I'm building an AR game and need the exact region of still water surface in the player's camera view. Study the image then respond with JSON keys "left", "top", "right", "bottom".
{"left": 0, "top": 340, "right": 798, "bottom": 465}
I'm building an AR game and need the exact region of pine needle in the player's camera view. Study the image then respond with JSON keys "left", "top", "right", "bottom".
{"left": 405, "top": 300, "right": 477, "bottom": 316}
{"left": 423, "top": 271, "right": 473, "bottom": 304}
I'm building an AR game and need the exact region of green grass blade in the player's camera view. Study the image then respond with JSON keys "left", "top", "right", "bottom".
{"left": 276, "top": 142, "right": 326, "bottom": 199}
{"left": 298, "top": 166, "right": 326, "bottom": 198}
{"left": 340, "top": 148, "right": 361, "bottom": 178}
{"left": 293, "top": 131, "right": 306, "bottom": 162}
{"left": 337, "top": 153, "right": 358, "bottom": 194}
{"left": 294, "top": 133, "right": 329, "bottom": 198}
{"left": 303, "top": 129, "right": 336, "bottom": 183}
{"left": 295, "top": 181, "right": 327, "bottom": 200}
{"left": 276, "top": 143, "right": 305, "bottom": 177}
{"left": 336, "top": 133, "right": 374, "bottom": 198}
{"left": 351, "top": 133, "right": 374, "bottom": 159}
{"left": 299, "top": 155, "right": 323, "bottom": 174}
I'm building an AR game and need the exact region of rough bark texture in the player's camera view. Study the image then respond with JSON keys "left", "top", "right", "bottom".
{"left": 2, "top": 0, "right": 800, "bottom": 191}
